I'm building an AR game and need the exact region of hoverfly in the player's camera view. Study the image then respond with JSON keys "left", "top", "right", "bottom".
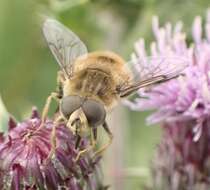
{"left": 41, "top": 18, "right": 188, "bottom": 161}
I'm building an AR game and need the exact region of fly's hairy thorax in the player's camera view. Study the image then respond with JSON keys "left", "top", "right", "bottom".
{"left": 63, "top": 68, "right": 118, "bottom": 109}
{"left": 80, "top": 68, "right": 111, "bottom": 95}
{"left": 63, "top": 51, "right": 132, "bottom": 109}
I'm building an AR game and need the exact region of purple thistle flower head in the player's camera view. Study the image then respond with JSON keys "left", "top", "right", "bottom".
{"left": 127, "top": 10, "right": 210, "bottom": 137}
{"left": 126, "top": 9, "right": 210, "bottom": 190}
{"left": 0, "top": 108, "right": 104, "bottom": 190}
{"left": 150, "top": 120, "right": 210, "bottom": 190}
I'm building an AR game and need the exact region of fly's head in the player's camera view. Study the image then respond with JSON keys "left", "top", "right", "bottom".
{"left": 61, "top": 95, "right": 106, "bottom": 137}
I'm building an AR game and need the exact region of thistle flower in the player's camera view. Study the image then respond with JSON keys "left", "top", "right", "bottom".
{"left": 128, "top": 11, "right": 210, "bottom": 126}
{"left": 150, "top": 120, "right": 210, "bottom": 190}
{"left": 126, "top": 10, "right": 210, "bottom": 190}
{"left": 0, "top": 108, "right": 105, "bottom": 190}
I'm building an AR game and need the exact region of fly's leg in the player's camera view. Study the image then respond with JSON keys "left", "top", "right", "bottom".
{"left": 45, "top": 115, "right": 65, "bottom": 162}
{"left": 39, "top": 92, "right": 60, "bottom": 129}
{"left": 67, "top": 108, "right": 95, "bottom": 161}
{"left": 75, "top": 128, "right": 97, "bottom": 162}
{"left": 93, "top": 121, "right": 113, "bottom": 158}
{"left": 93, "top": 127, "right": 97, "bottom": 142}
{"left": 40, "top": 71, "right": 64, "bottom": 129}
{"left": 75, "top": 135, "right": 82, "bottom": 149}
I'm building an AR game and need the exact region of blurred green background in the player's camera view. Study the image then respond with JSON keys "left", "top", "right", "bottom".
{"left": 0, "top": 0, "right": 209, "bottom": 189}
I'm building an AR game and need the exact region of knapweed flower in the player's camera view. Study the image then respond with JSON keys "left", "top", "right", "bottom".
{"left": 127, "top": 10, "right": 210, "bottom": 190}
{"left": 0, "top": 108, "right": 105, "bottom": 190}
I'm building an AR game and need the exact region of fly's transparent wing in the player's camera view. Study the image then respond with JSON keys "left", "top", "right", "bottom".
{"left": 43, "top": 18, "right": 88, "bottom": 78}
{"left": 129, "top": 55, "right": 189, "bottom": 82}
{"left": 119, "top": 56, "right": 189, "bottom": 97}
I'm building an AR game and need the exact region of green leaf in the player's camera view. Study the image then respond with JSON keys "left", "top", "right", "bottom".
{"left": 0, "top": 96, "right": 10, "bottom": 132}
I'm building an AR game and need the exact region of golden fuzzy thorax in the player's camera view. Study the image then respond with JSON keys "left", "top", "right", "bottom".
{"left": 63, "top": 51, "right": 131, "bottom": 110}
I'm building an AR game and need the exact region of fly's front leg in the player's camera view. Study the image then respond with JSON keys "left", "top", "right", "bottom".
{"left": 75, "top": 135, "right": 82, "bottom": 149}
{"left": 93, "top": 121, "right": 113, "bottom": 158}
{"left": 40, "top": 71, "right": 64, "bottom": 129}
{"left": 45, "top": 115, "right": 65, "bottom": 162}
{"left": 39, "top": 92, "right": 60, "bottom": 129}
{"left": 75, "top": 128, "right": 97, "bottom": 162}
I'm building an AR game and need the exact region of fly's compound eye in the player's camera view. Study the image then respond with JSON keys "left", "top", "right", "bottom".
{"left": 61, "top": 96, "right": 83, "bottom": 118}
{"left": 82, "top": 99, "right": 106, "bottom": 127}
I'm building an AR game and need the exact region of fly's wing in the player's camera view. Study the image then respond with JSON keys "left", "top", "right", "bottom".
{"left": 118, "top": 55, "right": 189, "bottom": 97}
{"left": 42, "top": 18, "right": 88, "bottom": 78}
